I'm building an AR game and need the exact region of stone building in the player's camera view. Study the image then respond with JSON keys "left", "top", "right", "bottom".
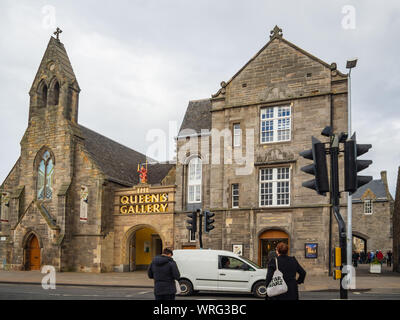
{"left": 173, "top": 26, "right": 350, "bottom": 275}
{"left": 0, "top": 27, "right": 394, "bottom": 275}
{"left": 394, "top": 167, "right": 400, "bottom": 272}
{"left": 0, "top": 35, "right": 174, "bottom": 272}
{"left": 351, "top": 171, "right": 393, "bottom": 256}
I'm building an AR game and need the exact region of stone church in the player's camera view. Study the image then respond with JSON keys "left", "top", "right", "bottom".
{"left": 0, "top": 35, "right": 174, "bottom": 272}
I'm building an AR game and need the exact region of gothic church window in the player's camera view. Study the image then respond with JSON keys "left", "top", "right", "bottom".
{"left": 0, "top": 192, "right": 10, "bottom": 223}
{"left": 53, "top": 81, "right": 60, "bottom": 106}
{"left": 80, "top": 186, "right": 88, "bottom": 222}
{"left": 39, "top": 81, "right": 48, "bottom": 107}
{"left": 37, "top": 150, "right": 54, "bottom": 200}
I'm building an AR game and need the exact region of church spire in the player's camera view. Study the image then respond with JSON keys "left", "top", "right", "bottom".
{"left": 28, "top": 31, "right": 80, "bottom": 123}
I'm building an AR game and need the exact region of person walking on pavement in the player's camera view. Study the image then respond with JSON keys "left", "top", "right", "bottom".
{"left": 387, "top": 250, "right": 392, "bottom": 267}
{"left": 148, "top": 247, "right": 180, "bottom": 300}
{"left": 265, "top": 242, "right": 306, "bottom": 300}
{"left": 352, "top": 251, "right": 359, "bottom": 268}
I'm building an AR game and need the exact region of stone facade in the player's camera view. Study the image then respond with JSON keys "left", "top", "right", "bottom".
{"left": 174, "top": 27, "right": 350, "bottom": 275}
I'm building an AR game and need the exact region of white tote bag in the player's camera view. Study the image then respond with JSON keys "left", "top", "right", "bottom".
{"left": 175, "top": 280, "right": 182, "bottom": 295}
{"left": 266, "top": 258, "right": 288, "bottom": 297}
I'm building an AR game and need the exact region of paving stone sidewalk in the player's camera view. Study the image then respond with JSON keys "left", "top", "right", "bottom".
{"left": 0, "top": 264, "right": 398, "bottom": 292}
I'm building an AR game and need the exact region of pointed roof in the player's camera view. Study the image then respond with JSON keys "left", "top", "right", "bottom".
{"left": 352, "top": 179, "right": 389, "bottom": 202}
{"left": 212, "top": 26, "right": 345, "bottom": 98}
{"left": 30, "top": 36, "right": 80, "bottom": 94}
{"left": 178, "top": 99, "right": 212, "bottom": 136}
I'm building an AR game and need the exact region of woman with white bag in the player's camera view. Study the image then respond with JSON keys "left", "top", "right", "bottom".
{"left": 265, "top": 242, "right": 306, "bottom": 300}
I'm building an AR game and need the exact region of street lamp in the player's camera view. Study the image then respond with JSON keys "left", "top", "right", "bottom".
{"left": 346, "top": 57, "right": 357, "bottom": 273}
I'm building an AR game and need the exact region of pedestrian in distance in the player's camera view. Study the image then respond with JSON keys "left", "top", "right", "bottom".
{"left": 147, "top": 247, "right": 181, "bottom": 300}
{"left": 376, "top": 250, "right": 384, "bottom": 264}
{"left": 352, "top": 251, "right": 358, "bottom": 268}
{"left": 265, "top": 242, "right": 306, "bottom": 300}
{"left": 387, "top": 250, "right": 392, "bottom": 267}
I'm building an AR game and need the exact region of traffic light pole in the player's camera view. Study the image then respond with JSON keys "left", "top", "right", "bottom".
{"left": 330, "top": 134, "right": 348, "bottom": 300}
{"left": 198, "top": 209, "right": 203, "bottom": 249}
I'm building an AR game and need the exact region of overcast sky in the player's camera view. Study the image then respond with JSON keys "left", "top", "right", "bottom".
{"left": 1, "top": 0, "right": 399, "bottom": 196}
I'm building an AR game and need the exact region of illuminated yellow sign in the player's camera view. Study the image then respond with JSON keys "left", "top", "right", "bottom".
{"left": 119, "top": 187, "right": 169, "bottom": 214}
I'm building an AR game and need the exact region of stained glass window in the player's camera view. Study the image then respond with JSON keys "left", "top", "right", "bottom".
{"left": 37, "top": 151, "right": 54, "bottom": 200}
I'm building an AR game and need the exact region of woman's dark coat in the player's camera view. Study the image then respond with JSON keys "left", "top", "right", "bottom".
{"left": 265, "top": 255, "right": 306, "bottom": 300}
{"left": 148, "top": 255, "right": 181, "bottom": 295}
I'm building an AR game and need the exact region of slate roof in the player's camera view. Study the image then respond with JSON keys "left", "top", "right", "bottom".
{"left": 76, "top": 125, "right": 173, "bottom": 187}
{"left": 352, "top": 179, "right": 389, "bottom": 203}
{"left": 178, "top": 99, "right": 212, "bottom": 136}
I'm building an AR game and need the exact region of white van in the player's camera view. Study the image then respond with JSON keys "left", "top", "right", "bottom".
{"left": 173, "top": 249, "right": 267, "bottom": 298}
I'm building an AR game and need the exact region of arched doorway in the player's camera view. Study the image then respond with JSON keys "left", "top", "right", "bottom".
{"left": 127, "top": 227, "right": 162, "bottom": 271}
{"left": 353, "top": 234, "right": 368, "bottom": 263}
{"left": 27, "top": 235, "right": 41, "bottom": 270}
{"left": 259, "top": 229, "right": 289, "bottom": 268}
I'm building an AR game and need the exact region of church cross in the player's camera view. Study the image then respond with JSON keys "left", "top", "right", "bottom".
{"left": 53, "top": 27, "right": 63, "bottom": 40}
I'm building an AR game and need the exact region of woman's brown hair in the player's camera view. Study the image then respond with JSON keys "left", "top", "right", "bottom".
{"left": 276, "top": 242, "right": 289, "bottom": 255}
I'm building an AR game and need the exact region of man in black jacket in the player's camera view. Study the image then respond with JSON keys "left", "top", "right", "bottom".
{"left": 148, "top": 247, "right": 181, "bottom": 300}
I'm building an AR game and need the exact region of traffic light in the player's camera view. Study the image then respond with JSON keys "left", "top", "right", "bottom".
{"left": 344, "top": 133, "right": 372, "bottom": 194}
{"left": 204, "top": 211, "right": 215, "bottom": 233}
{"left": 186, "top": 211, "right": 198, "bottom": 234}
{"left": 299, "top": 136, "right": 330, "bottom": 195}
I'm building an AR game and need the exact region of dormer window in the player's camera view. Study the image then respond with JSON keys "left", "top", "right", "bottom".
{"left": 364, "top": 199, "right": 373, "bottom": 215}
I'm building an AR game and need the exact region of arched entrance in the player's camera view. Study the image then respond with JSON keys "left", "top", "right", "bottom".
{"left": 127, "top": 226, "right": 162, "bottom": 271}
{"left": 26, "top": 234, "right": 41, "bottom": 270}
{"left": 259, "top": 229, "right": 289, "bottom": 268}
{"left": 353, "top": 233, "right": 368, "bottom": 263}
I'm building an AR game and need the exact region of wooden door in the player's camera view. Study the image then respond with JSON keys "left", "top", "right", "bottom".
{"left": 258, "top": 230, "right": 289, "bottom": 267}
{"left": 29, "top": 236, "right": 41, "bottom": 270}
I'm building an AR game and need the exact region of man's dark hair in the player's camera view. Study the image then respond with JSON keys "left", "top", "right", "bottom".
{"left": 162, "top": 247, "right": 173, "bottom": 256}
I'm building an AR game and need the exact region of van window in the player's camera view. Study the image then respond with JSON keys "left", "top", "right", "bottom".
{"left": 218, "top": 256, "right": 255, "bottom": 271}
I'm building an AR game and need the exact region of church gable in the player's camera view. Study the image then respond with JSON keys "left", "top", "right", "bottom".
{"left": 214, "top": 26, "right": 335, "bottom": 107}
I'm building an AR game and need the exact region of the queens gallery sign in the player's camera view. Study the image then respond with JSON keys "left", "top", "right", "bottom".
{"left": 114, "top": 186, "right": 175, "bottom": 215}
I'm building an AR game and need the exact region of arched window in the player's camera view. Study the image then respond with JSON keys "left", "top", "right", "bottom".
{"left": 53, "top": 81, "right": 60, "bottom": 105}
{"left": 40, "top": 83, "right": 48, "bottom": 107}
{"left": 37, "top": 151, "right": 54, "bottom": 200}
{"left": 187, "top": 157, "right": 202, "bottom": 203}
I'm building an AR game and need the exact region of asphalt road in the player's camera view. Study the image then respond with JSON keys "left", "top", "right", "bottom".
{"left": 0, "top": 283, "right": 399, "bottom": 300}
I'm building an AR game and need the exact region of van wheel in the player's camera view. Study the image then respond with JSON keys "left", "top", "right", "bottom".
{"left": 253, "top": 281, "right": 267, "bottom": 299}
{"left": 179, "top": 279, "right": 193, "bottom": 296}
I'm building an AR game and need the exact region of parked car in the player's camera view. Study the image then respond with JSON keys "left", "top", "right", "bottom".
{"left": 173, "top": 249, "right": 267, "bottom": 298}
